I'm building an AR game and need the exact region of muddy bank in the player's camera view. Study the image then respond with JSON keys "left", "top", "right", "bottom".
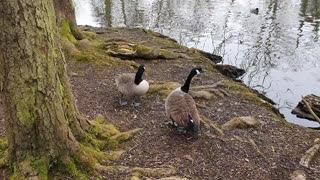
{"left": 63, "top": 26, "right": 320, "bottom": 179}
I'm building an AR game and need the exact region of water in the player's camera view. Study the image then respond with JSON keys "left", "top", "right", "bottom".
{"left": 74, "top": 0, "right": 320, "bottom": 128}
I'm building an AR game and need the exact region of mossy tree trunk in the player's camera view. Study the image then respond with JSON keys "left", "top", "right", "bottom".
{"left": 53, "top": 0, "right": 84, "bottom": 40}
{"left": 0, "top": 0, "right": 90, "bottom": 178}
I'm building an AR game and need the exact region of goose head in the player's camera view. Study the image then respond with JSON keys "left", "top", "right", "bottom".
{"left": 180, "top": 67, "right": 203, "bottom": 93}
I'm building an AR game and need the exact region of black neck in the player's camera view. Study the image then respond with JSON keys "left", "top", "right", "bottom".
{"left": 181, "top": 71, "right": 196, "bottom": 93}
{"left": 134, "top": 69, "right": 144, "bottom": 85}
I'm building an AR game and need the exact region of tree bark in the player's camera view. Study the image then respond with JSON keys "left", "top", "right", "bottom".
{"left": 0, "top": 0, "right": 89, "bottom": 178}
{"left": 53, "top": 0, "right": 84, "bottom": 40}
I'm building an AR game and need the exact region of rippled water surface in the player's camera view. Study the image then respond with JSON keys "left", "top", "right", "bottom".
{"left": 74, "top": 0, "right": 320, "bottom": 127}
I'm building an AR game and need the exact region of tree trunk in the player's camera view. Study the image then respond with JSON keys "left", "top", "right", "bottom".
{"left": 0, "top": 0, "right": 89, "bottom": 178}
{"left": 53, "top": 0, "right": 84, "bottom": 40}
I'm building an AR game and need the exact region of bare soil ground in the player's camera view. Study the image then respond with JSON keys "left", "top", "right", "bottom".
{"left": 0, "top": 27, "right": 319, "bottom": 179}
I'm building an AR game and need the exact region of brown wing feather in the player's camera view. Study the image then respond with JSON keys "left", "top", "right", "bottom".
{"left": 166, "top": 91, "right": 200, "bottom": 128}
{"left": 115, "top": 73, "right": 135, "bottom": 97}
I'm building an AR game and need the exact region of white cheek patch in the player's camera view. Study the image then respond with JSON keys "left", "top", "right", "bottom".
{"left": 190, "top": 119, "right": 194, "bottom": 123}
{"left": 196, "top": 70, "right": 200, "bottom": 74}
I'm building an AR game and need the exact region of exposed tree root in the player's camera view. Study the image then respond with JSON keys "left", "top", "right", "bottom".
{"left": 299, "top": 139, "right": 320, "bottom": 168}
{"left": 200, "top": 116, "right": 224, "bottom": 136}
{"left": 222, "top": 116, "right": 261, "bottom": 130}
{"left": 103, "top": 41, "right": 179, "bottom": 60}
{"left": 290, "top": 170, "right": 306, "bottom": 180}
{"left": 111, "top": 128, "right": 143, "bottom": 143}
{"left": 233, "top": 136, "right": 267, "bottom": 161}
{"left": 190, "top": 81, "right": 231, "bottom": 100}
{"left": 157, "top": 176, "right": 189, "bottom": 180}
{"left": 96, "top": 164, "right": 177, "bottom": 179}
{"left": 248, "top": 139, "right": 267, "bottom": 160}
{"left": 191, "top": 81, "right": 225, "bottom": 90}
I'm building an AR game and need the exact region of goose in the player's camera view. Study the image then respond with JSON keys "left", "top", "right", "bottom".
{"left": 165, "top": 67, "right": 203, "bottom": 134}
{"left": 115, "top": 64, "right": 149, "bottom": 106}
{"left": 250, "top": 8, "right": 259, "bottom": 14}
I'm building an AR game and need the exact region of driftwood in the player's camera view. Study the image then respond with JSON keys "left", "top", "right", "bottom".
{"left": 292, "top": 94, "right": 320, "bottom": 123}
{"left": 299, "top": 139, "right": 320, "bottom": 168}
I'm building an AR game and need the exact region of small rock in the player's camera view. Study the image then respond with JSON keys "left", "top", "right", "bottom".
{"left": 222, "top": 116, "right": 260, "bottom": 130}
{"left": 290, "top": 170, "right": 306, "bottom": 180}
{"left": 184, "top": 155, "right": 194, "bottom": 164}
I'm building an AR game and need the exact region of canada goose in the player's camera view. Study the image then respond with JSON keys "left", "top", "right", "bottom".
{"left": 115, "top": 64, "right": 149, "bottom": 106}
{"left": 250, "top": 8, "right": 259, "bottom": 14}
{"left": 165, "top": 67, "right": 203, "bottom": 133}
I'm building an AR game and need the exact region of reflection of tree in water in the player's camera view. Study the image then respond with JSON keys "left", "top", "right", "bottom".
{"left": 297, "top": 0, "right": 320, "bottom": 47}
{"left": 108, "top": 0, "right": 212, "bottom": 44}
{"left": 240, "top": 0, "right": 280, "bottom": 94}
{"left": 88, "top": 0, "right": 110, "bottom": 27}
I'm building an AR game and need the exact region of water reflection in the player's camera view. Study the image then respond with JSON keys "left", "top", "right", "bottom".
{"left": 74, "top": 0, "right": 320, "bottom": 127}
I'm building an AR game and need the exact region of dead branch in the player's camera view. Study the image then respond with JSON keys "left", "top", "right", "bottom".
{"left": 299, "top": 143, "right": 320, "bottom": 168}
{"left": 301, "top": 96, "right": 320, "bottom": 124}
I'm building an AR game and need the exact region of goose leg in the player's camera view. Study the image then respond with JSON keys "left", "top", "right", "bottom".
{"left": 131, "top": 96, "right": 141, "bottom": 107}
{"left": 167, "top": 119, "right": 178, "bottom": 128}
{"left": 119, "top": 94, "right": 128, "bottom": 106}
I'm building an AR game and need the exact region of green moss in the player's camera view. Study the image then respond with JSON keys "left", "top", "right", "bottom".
{"left": 83, "top": 31, "right": 97, "bottom": 40}
{"left": 60, "top": 19, "right": 78, "bottom": 44}
{"left": 14, "top": 89, "right": 36, "bottom": 128}
{"left": 80, "top": 116, "right": 123, "bottom": 150}
{"left": 130, "top": 174, "right": 141, "bottom": 180}
{"left": 31, "top": 158, "right": 49, "bottom": 179}
{"left": 149, "top": 82, "right": 180, "bottom": 99}
{"left": 131, "top": 166, "right": 176, "bottom": 177}
{"left": 55, "top": 157, "right": 88, "bottom": 179}
{"left": 223, "top": 80, "right": 276, "bottom": 112}
{"left": 73, "top": 53, "right": 94, "bottom": 62}
{"left": 134, "top": 45, "right": 178, "bottom": 59}
{"left": 80, "top": 144, "right": 103, "bottom": 163}
{"left": 82, "top": 133, "right": 106, "bottom": 150}
{"left": 90, "top": 117, "right": 120, "bottom": 137}
{"left": 92, "top": 116, "right": 105, "bottom": 124}
{"left": 0, "top": 138, "right": 8, "bottom": 151}
{"left": 79, "top": 144, "right": 123, "bottom": 164}
{"left": 106, "top": 138, "right": 120, "bottom": 149}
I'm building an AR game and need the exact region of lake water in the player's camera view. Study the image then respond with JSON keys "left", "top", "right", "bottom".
{"left": 74, "top": 0, "right": 320, "bottom": 128}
